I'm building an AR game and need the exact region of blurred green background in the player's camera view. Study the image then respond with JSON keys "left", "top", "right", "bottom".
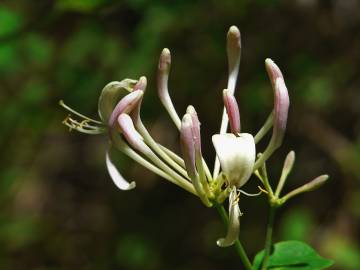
{"left": 0, "top": 0, "right": 359, "bottom": 269}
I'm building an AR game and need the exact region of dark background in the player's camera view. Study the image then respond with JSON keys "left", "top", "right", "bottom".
{"left": 0, "top": 0, "right": 359, "bottom": 269}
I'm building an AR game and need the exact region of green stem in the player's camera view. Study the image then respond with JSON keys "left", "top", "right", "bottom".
{"left": 215, "top": 204, "right": 252, "bottom": 270}
{"left": 261, "top": 206, "right": 276, "bottom": 270}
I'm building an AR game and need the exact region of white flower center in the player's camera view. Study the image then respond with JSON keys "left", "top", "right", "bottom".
{"left": 212, "top": 133, "right": 256, "bottom": 187}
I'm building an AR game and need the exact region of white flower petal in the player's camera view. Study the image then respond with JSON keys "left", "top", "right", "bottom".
{"left": 212, "top": 133, "right": 255, "bottom": 188}
{"left": 106, "top": 151, "right": 136, "bottom": 190}
{"left": 217, "top": 187, "right": 241, "bottom": 247}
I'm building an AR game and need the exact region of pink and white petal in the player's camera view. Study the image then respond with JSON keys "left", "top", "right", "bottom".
{"left": 106, "top": 151, "right": 136, "bottom": 190}
{"left": 217, "top": 187, "right": 241, "bottom": 247}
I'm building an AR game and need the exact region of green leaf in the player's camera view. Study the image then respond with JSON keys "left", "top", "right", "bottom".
{"left": 253, "top": 241, "right": 334, "bottom": 270}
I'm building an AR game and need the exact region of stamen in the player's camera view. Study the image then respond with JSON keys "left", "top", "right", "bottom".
{"left": 62, "top": 115, "right": 106, "bottom": 134}
{"left": 59, "top": 100, "right": 104, "bottom": 125}
{"left": 238, "top": 188, "right": 263, "bottom": 197}
{"left": 67, "top": 117, "right": 102, "bottom": 130}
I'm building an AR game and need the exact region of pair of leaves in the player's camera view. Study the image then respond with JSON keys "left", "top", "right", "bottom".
{"left": 253, "top": 241, "right": 333, "bottom": 270}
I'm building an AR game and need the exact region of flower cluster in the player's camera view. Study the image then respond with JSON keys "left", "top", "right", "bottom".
{"left": 61, "top": 26, "right": 328, "bottom": 248}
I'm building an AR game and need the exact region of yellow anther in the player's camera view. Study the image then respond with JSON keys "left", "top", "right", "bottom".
{"left": 62, "top": 114, "right": 71, "bottom": 125}
{"left": 79, "top": 119, "right": 91, "bottom": 128}
{"left": 232, "top": 191, "right": 240, "bottom": 205}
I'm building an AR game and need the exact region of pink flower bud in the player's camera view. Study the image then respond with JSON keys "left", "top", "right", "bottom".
{"left": 265, "top": 58, "right": 289, "bottom": 149}
{"left": 227, "top": 26, "right": 241, "bottom": 94}
{"left": 180, "top": 114, "right": 197, "bottom": 179}
{"left": 265, "top": 58, "right": 283, "bottom": 89}
{"left": 108, "top": 90, "right": 144, "bottom": 127}
{"left": 186, "top": 105, "right": 201, "bottom": 154}
{"left": 158, "top": 48, "right": 171, "bottom": 73}
{"left": 157, "top": 48, "right": 181, "bottom": 129}
{"left": 131, "top": 76, "right": 147, "bottom": 125}
{"left": 223, "top": 89, "right": 241, "bottom": 134}
{"left": 158, "top": 49, "right": 171, "bottom": 98}
{"left": 133, "top": 76, "right": 147, "bottom": 91}
{"left": 117, "top": 113, "right": 150, "bottom": 155}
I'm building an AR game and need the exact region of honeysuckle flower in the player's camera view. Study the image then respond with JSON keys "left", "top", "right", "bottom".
{"left": 60, "top": 25, "right": 293, "bottom": 248}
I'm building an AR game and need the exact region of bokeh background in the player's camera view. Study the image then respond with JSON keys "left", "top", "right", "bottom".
{"left": 0, "top": 0, "right": 359, "bottom": 269}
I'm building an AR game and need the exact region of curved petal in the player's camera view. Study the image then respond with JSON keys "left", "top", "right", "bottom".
{"left": 98, "top": 79, "right": 137, "bottom": 123}
{"left": 108, "top": 90, "right": 144, "bottom": 127}
{"left": 106, "top": 151, "right": 136, "bottom": 190}
{"left": 212, "top": 133, "right": 255, "bottom": 188}
{"left": 117, "top": 114, "right": 151, "bottom": 155}
{"left": 217, "top": 187, "right": 241, "bottom": 247}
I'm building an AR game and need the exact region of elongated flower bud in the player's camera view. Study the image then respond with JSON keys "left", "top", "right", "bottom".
{"left": 282, "top": 150, "right": 295, "bottom": 177}
{"left": 157, "top": 48, "right": 181, "bottom": 129}
{"left": 186, "top": 106, "right": 211, "bottom": 195}
{"left": 108, "top": 90, "right": 144, "bottom": 127}
{"left": 275, "top": 150, "right": 296, "bottom": 197}
{"left": 281, "top": 175, "right": 329, "bottom": 203}
{"left": 180, "top": 113, "right": 211, "bottom": 206}
{"left": 131, "top": 76, "right": 147, "bottom": 125}
{"left": 223, "top": 89, "right": 241, "bottom": 134}
{"left": 265, "top": 58, "right": 283, "bottom": 89}
{"left": 98, "top": 79, "right": 137, "bottom": 122}
{"left": 304, "top": 175, "right": 329, "bottom": 191}
{"left": 133, "top": 76, "right": 147, "bottom": 91}
{"left": 227, "top": 26, "right": 241, "bottom": 94}
{"left": 180, "top": 114, "right": 197, "bottom": 179}
{"left": 117, "top": 113, "right": 150, "bottom": 155}
{"left": 158, "top": 48, "right": 171, "bottom": 73}
{"left": 186, "top": 106, "right": 201, "bottom": 153}
{"left": 253, "top": 59, "right": 290, "bottom": 170}
{"left": 265, "top": 58, "right": 289, "bottom": 149}
{"left": 216, "top": 26, "right": 242, "bottom": 176}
